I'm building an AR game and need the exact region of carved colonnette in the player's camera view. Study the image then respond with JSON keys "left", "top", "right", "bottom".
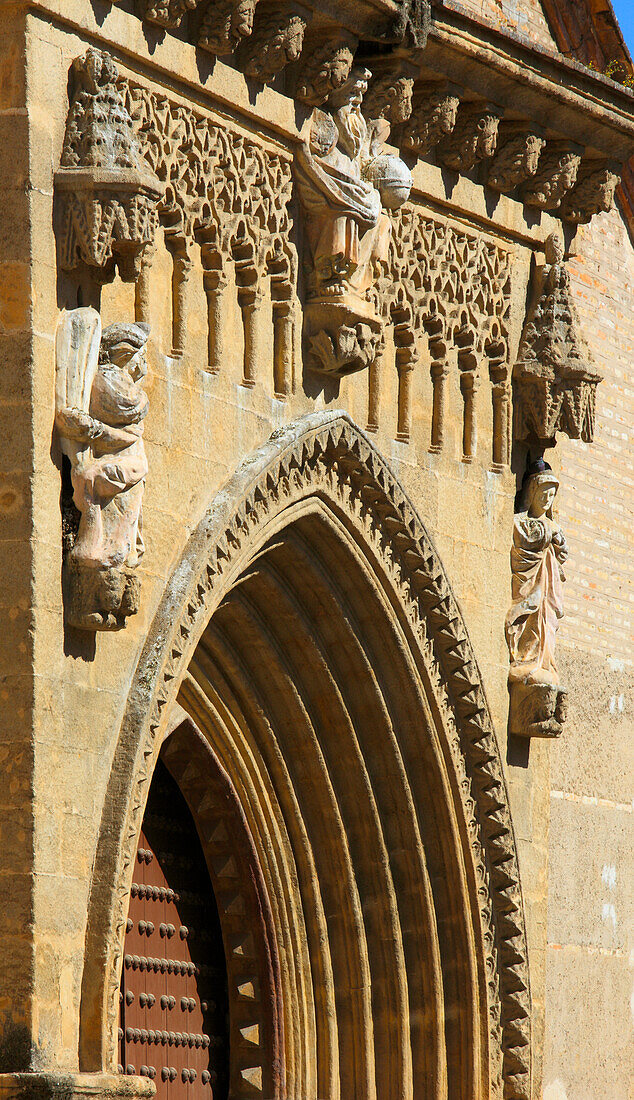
{"left": 120, "top": 76, "right": 298, "bottom": 391}
{"left": 377, "top": 208, "right": 513, "bottom": 456}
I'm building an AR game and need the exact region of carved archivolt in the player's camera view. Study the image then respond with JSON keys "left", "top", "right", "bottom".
{"left": 81, "top": 412, "right": 532, "bottom": 1100}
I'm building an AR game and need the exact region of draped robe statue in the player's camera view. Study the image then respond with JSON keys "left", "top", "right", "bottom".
{"left": 295, "top": 66, "right": 411, "bottom": 375}
{"left": 55, "top": 308, "right": 150, "bottom": 630}
{"left": 505, "top": 462, "right": 569, "bottom": 736}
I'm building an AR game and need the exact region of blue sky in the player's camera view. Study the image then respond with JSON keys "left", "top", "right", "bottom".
{"left": 611, "top": 0, "right": 634, "bottom": 54}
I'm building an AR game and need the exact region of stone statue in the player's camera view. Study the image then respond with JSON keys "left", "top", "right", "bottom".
{"left": 505, "top": 459, "right": 568, "bottom": 736}
{"left": 55, "top": 308, "right": 150, "bottom": 630}
{"left": 295, "top": 65, "right": 412, "bottom": 375}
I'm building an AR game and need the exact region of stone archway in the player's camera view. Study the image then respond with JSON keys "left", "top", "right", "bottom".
{"left": 79, "top": 411, "right": 531, "bottom": 1100}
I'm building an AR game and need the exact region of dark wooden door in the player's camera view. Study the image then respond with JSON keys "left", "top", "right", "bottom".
{"left": 119, "top": 759, "right": 230, "bottom": 1100}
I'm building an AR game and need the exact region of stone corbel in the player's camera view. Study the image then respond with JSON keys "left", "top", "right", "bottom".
{"left": 513, "top": 233, "right": 602, "bottom": 443}
{"left": 401, "top": 81, "right": 460, "bottom": 157}
{"left": 437, "top": 101, "right": 503, "bottom": 173}
{"left": 55, "top": 49, "right": 163, "bottom": 284}
{"left": 561, "top": 160, "right": 621, "bottom": 224}
{"left": 487, "top": 122, "right": 546, "bottom": 193}
{"left": 294, "top": 31, "right": 358, "bottom": 106}
{"left": 141, "top": 0, "right": 202, "bottom": 28}
{"left": 520, "top": 139, "right": 582, "bottom": 210}
{"left": 198, "top": 0, "right": 258, "bottom": 55}
{"left": 361, "top": 58, "right": 417, "bottom": 126}
{"left": 239, "top": 3, "right": 308, "bottom": 83}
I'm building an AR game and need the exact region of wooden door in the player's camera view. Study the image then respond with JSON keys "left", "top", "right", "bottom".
{"left": 119, "top": 759, "right": 229, "bottom": 1100}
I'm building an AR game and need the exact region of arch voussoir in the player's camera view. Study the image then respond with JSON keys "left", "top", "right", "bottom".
{"left": 81, "top": 409, "right": 531, "bottom": 1100}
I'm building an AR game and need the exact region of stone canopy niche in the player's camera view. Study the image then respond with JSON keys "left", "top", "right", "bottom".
{"left": 513, "top": 234, "right": 602, "bottom": 445}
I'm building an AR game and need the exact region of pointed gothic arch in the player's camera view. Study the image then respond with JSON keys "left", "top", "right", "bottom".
{"left": 79, "top": 410, "right": 531, "bottom": 1100}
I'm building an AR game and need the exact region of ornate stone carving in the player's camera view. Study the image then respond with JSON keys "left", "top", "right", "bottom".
{"left": 240, "top": 5, "right": 307, "bottom": 83}
{"left": 402, "top": 83, "right": 460, "bottom": 156}
{"left": 198, "top": 0, "right": 258, "bottom": 55}
{"left": 141, "top": 0, "right": 201, "bottom": 28}
{"left": 55, "top": 308, "right": 150, "bottom": 631}
{"left": 487, "top": 124, "right": 545, "bottom": 192}
{"left": 376, "top": 209, "right": 512, "bottom": 454}
{"left": 121, "top": 77, "right": 297, "bottom": 382}
{"left": 561, "top": 161, "right": 620, "bottom": 223}
{"left": 362, "top": 71, "right": 414, "bottom": 125}
{"left": 97, "top": 412, "right": 532, "bottom": 1099}
{"left": 55, "top": 49, "right": 163, "bottom": 282}
{"left": 438, "top": 102, "right": 502, "bottom": 173}
{"left": 520, "top": 140, "right": 582, "bottom": 210}
{"left": 295, "top": 66, "right": 412, "bottom": 375}
{"left": 295, "top": 33, "right": 357, "bottom": 106}
{"left": 514, "top": 233, "right": 602, "bottom": 442}
{"left": 393, "top": 0, "right": 432, "bottom": 48}
{"left": 506, "top": 460, "right": 568, "bottom": 737}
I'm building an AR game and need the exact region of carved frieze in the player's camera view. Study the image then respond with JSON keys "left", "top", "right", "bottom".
{"left": 295, "top": 66, "right": 412, "bottom": 375}
{"left": 240, "top": 5, "right": 307, "bottom": 83}
{"left": 487, "top": 123, "right": 546, "bottom": 193}
{"left": 514, "top": 234, "right": 602, "bottom": 443}
{"left": 520, "top": 140, "right": 582, "bottom": 210}
{"left": 438, "top": 102, "right": 502, "bottom": 173}
{"left": 402, "top": 83, "right": 460, "bottom": 157}
{"left": 560, "top": 161, "right": 620, "bottom": 223}
{"left": 506, "top": 460, "right": 568, "bottom": 737}
{"left": 55, "top": 49, "right": 163, "bottom": 282}
{"left": 55, "top": 308, "right": 150, "bottom": 630}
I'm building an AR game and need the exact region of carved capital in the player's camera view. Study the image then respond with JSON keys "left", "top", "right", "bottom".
{"left": 520, "top": 140, "right": 582, "bottom": 210}
{"left": 240, "top": 4, "right": 307, "bottom": 83}
{"left": 295, "top": 33, "right": 358, "bottom": 106}
{"left": 514, "top": 234, "right": 602, "bottom": 443}
{"left": 55, "top": 49, "right": 163, "bottom": 282}
{"left": 561, "top": 161, "right": 621, "bottom": 224}
{"left": 198, "top": 0, "right": 258, "bottom": 55}
{"left": 438, "top": 102, "right": 502, "bottom": 173}
{"left": 402, "top": 83, "right": 460, "bottom": 156}
{"left": 487, "top": 123, "right": 545, "bottom": 193}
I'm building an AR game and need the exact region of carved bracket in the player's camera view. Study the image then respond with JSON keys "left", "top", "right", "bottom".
{"left": 514, "top": 234, "right": 602, "bottom": 443}
{"left": 55, "top": 49, "right": 163, "bottom": 283}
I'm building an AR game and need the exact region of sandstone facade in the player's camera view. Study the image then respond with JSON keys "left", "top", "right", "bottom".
{"left": 0, "top": 1, "right": 632, "bottom": 1099}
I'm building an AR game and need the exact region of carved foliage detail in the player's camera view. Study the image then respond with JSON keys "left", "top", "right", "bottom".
{"left": 514, "top": 234, "right": 602, "bottom": 442}
{"left": 121, "top": 79, "right": 297, "bottom": 293}
{"left": 56, "top": 49, "right": 163, "bottom": 282}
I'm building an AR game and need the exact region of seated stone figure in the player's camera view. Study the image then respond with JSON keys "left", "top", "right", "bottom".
{"left": 55, "top": 308, "right": 150, "bottom": 630}
{"left": 505, "top": 459, "right": 569, "bottom": 735}
{"left": 295, "top": 66, "right": 411, "bottom": 375}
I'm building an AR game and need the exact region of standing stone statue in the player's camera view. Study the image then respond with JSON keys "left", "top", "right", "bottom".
{"left": 295, "top": 65, "right": 412, "bottom": 375}
{"left": 505, "top": 459, "right": 568, "bottom": 736}
{"left": 55, "top": 308, "right": 150, "bottom": 630}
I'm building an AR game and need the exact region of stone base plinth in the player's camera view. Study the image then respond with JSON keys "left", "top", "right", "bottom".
{"left": 0, "top": 1075, "right": 155, "bottom": 1100}
{"left": 508, "top": 679, "right": 568, "bottom": 738}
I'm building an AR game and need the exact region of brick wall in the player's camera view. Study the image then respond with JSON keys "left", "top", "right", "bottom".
{"left": 453, "top": 0, "right": 557, "bottom": 48}
{"left": 558, "top": 208, "right": 634, "bottom": 667}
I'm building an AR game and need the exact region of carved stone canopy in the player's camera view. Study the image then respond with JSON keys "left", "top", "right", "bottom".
{"left": 55, "top": 48, "right": 163, "bottom": 282}
{"left": 513, "top": 234, "right": 602, "bottom": 444}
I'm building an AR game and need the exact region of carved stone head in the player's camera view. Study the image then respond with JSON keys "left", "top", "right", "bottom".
{"left": 523, "top": 459, "right": 559, "bottom": 518}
